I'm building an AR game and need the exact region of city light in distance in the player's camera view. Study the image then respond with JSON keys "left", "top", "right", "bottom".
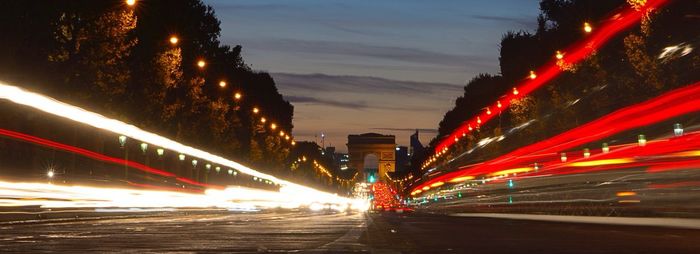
{"left": 584, "top": 22, "right": 592, "bottom": 33}
{"left": 169, "top": 36, "right": 178, "bottom": 45}
{"left": 125, "top": 0, "right": 136, "bottom": 7}
{"left": 234, "top": 92, "right": 242, "bottom": 100}
{"left": 219, "top": 80, "right": 226, "bottom": 88}
{"left": 197, "top": 59, "right": 206, "bottom": 68}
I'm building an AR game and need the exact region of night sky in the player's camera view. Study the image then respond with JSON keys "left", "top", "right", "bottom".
{"left": 205, "top": 0, "right": 540, "bottom": 152}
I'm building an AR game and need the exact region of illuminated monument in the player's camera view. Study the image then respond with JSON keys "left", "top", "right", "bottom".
{"left": 346, "top": 133, "right": 395, "bottom": 183}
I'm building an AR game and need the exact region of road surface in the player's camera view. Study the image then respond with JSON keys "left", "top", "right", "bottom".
{"left": 1, "top": 211, "right": 699, "bottom": 253}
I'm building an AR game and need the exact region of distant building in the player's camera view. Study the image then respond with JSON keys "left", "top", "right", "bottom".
{"left": 410, "top": 130, "right": 424, "bottom": 159}
{"left": 336, "top": 153, "right": 350, "bottom": 171}
{"left": 395, "top": 146, "right": 409, "bottom": 173}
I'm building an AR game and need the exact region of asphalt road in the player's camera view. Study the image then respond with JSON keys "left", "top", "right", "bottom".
{"left": 1, "top": 211, "right": 700, "bottom": 253}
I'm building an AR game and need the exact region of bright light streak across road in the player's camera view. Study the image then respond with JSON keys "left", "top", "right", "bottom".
{"left": 0, "top": 180, "right": 368, "bottom": 211}
{"left": 414, "top": 81, "right": 700, "bottom": 193}
{"left": 0, "top": 82, "right": 359, "bottom": 206}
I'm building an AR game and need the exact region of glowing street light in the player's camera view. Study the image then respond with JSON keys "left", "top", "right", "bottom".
{"left": 556, "top": 51, "right": 564, "bottom": 60}
{"left": 140, "top": 143, "right": 148, "bottom": 154}
{"left": 279, "top": 131, "right": 285, "bottom": 137}
{"left": 638, "top": 134, "right": 647, "bottom": 146}
{"left": 560, "top": 152, "right": 567, "bottom": 162}
{"left": 583, "top": 148, "right": 590, "bottom": 158}
{"left": 156, "top": 148, "right": 165, "bottom": 156}
{"left": 179, "top": 154, "right": 186, "bottom": 161}
{"left": 219, "top": 80, "right": 227, "bottom": 88}
{"left": 674, "top": 123, "right": 683, "bottom": 136}
{"left": 252, "top": 107, "right": 259, "bottom": 114}
{"left": 291, "top": 141, "right": 296, "bottom": 146}
{"left": 197, "top": 59, "right": 206, "bottom": 69}
{"left": 285, "top": 135, "right": 290, "bottom": 140}
{"left": 602, "top": 143, "right": 610, "bottom": 153}
{"left": 206, "top": 164, "right": 211, "bottom": 170}
{"left": 118, "top": 135, "right": 127, "bottom": 147}
{"left": 215, "top": 166, "right": 221, "bottom": 172}
{"left": 191, "top": 159, "right": 198, "bottom": 167}
{"left": 529, "top": 70, "right": 537, "bottom": 79}
{"left": 583, "top": 22, "right": 592, "bottom": 33}
{"left": 260, "top": 117, "right": 266, "bottom": 123}
{"left": 234, "top": 92, "right": 242, "bottom": 100}
{"left": 125, "top": 0, "right": 136, "bottom": 7}
{"left": 169, "top": 36, "right": 178, "bottom": 45}
{"left": 270, "top": 123, "right": 277, "bottom": 130}
{"left": 512, "top": 87, "right": 519, "bottom": 95}
{"left": 47, "top": 170, "right": 55, "bottom": 178}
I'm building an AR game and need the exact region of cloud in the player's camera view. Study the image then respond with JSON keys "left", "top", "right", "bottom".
{"left": 471, "top": 15, "right": 537, "bottom": 28}
{"left": 371, "top": 128, "right": 438, "bottom": 133}
{"left": 249, "top": 38, "right": 491, "bottom": 67}
{"left": 273, "top": 72, "right": 463, "bottom": 96}
{"left": 285, "top": 95, "right": 368, "bottom": 109}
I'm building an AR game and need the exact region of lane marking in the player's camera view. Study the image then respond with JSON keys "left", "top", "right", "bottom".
{"left": 450, "top": 213, "right": 700, "bottom": 230}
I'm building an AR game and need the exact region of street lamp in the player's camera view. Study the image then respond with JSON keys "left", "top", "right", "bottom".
{"left": 47, "top": 170, "right": 55, "bottom": 178}
{"left": 156, "top": 148, "right": 165, "bottom": 156}
{"left": 215, "top": 166, "right": 221, "bottom": 173}
{"left": 638, "top": 134, "right": 647, "bottom": 146}
{"left": 179, "top": 154, "right": 186, "bottom": 161}
{"left": 260, "top": 117, "right": 266, "bottom": 123}
{"left": 271, "top": 123, "right": 277, "bottom": 130}
{"left": 219, "top": 80, "right": 227, "bottom": 88}
{"left": 126, "top": 0, "right": 136, "bottom": 6}
{"left": 234, "top": 92, "right": 242, "bottom": 100}
{"left": 197, "top": 59, "right": 206, "bottom": 69}
{"left": 191, "top": 159, "right": 198, "bottom": 167}
{"left": 279, "top": 131, "right": 285, "bottom": 137}
{"left": 583, "top": 148, "right": 590, "bottom": 158}
{"left": 583, "top": 22, "right": 592, "bottom": 33}
{"left": 529, "top": 70, "right": 537, "bottom": 79}
{"left": 674, "top": 123, "right": 683, "bottom": 136}
{"left": 119, "top": 135, "right": 127, "bottom": 147}
{"left": 253, "top": 107, "right": 259, "bottom": 114}
{"left": 560, "top": 153, "right": 567, "bottom": 162}
{"left": 169, "top": 36, "right": 178, "bottom": 45}
{"left": 556, "top": 51, "right": 564, "bottom": 60}
{"left": 140, "top": 143, "right": 148, "bottom": 154}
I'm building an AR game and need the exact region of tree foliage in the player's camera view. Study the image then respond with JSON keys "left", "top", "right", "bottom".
{"left": 0, "top": 0, "right": 294, "bottom": 174}
{"left": 421, "top": 0, "right": 700, "bottom": 175}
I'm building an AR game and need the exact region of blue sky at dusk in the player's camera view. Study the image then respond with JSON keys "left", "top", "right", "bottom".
{"left": 206, "top": 0, "right": 541, "bottom": 152}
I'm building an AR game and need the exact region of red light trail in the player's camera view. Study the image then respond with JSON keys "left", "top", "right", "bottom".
{"left": 413, "top": 80, "right": 700, "bottom": 193}
{"left": 0, "top": 128, "right": 224, "bottom": 191}
{"left": 432, "top": 0, "right": 669, "bottom": 157}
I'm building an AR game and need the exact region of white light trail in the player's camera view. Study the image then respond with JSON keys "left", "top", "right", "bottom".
{"left": 0, "top": 180, "right": 368, "bottom": 211}
{"left": 0, "top": 82, "right": 362, "bottom": 207}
